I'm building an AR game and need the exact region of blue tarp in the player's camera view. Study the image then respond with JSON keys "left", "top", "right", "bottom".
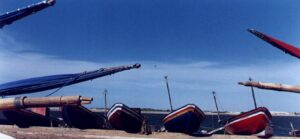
{"left": 0, "top": 64, "right": 140, "bottom": 96}
{"left": 0, "top": 0, "right": 55, "bottom": 28}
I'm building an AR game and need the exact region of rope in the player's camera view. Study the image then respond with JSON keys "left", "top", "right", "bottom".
{"left": 45, "top": 71, "right": 86, "bottom": 97}
{"left": 271, "top": 123, "right": 292, "bottom": 131}
{"left": 216, "top": 95, "right": 224, "bottom": 112}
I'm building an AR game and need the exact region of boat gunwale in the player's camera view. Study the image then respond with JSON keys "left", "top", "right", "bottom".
{"left": 224, "top": 111, "right": 270, "bottom": 128}
{"left": 107, "top": 103, "right": 143, "bottom": 121}
{"left": 162, "top": 104, "right": 205, "bottom": 123}
{"left": 226, "top": 107, "right": 272, "bottom": 124}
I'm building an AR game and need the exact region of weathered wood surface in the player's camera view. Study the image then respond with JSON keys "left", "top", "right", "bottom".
{"left": 0, "top": 125, "right": 294, "bottom": 139}
{"left": 238, "top": 81, "right": 300, "bottom": 94}
{"left": 0, "top": 96, "right": 92, "bottom": 110}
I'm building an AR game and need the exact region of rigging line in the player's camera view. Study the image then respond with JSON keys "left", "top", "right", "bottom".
{"left": 246, "top": 89, "right": 252, "bottom": 110}
{"left": 103, "top": 76, "right": 111, "bottom": 109}
{"left": 270, "top": 122, "right": 298, "bottom": 131}
{"left": 271, "top": 124, "right": 292, "bottom": 130}
{"left": 104, "top": 88, "right": 110, "bottom": 109}
{"left": 216, "top": 95, "right": 224, "bottom": 112}
{"left": 45, "top": 71, "right": 87, "bottom": 97}
{"left": 257, "top": 91, "right": 266, "bottom": 107}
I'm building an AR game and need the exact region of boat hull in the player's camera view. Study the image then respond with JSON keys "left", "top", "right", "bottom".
{"left": 107, "top": 103, "right": 144, "bottom": 133}
{"left": 2, "top": 109, "right": 58, "bottom": 128}
{"left": 224, "top": 107, "right": 272, "bottom": 135}
{"left": 62, "top": 105, "right": 105, "bottom": 129}
{"left": 162, "top": 104, "right": 205, "bottom": 134}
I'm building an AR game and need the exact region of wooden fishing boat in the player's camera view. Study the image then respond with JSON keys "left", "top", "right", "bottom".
{"left": 224, "top": 107, "right": 272, "bottom": 135}
{"left": 2, "top": 109, "right": 59, "bottom": 128}
{"left": 61, "top": 105, "right": 105, "bottom": 129}
{"left": 107, "top": 103, "right": 144, "bottom": 133}
{"left": 162, "top": 104, "right": 205, "bottom": 134}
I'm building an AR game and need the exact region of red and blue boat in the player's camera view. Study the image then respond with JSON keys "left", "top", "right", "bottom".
{"left": 224, "top": 107, "right": 272, "bottom": 135}
{"left": 162, "top": 104, "right": 205, "bottom": 134}
{"left": 107, "top": 103, "right": 144, "bottom": 133}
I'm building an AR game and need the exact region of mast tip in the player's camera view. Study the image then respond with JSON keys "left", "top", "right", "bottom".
{"left": 133, "top": 63, "right": 141, "bottom": 68}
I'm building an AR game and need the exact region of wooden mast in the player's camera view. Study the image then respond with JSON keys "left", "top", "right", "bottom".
{"left": 249, "top": 77, "right": 258, "bottom": 109}
{"left": 238, "top": 81, "right": 300, "bottom": 94}
{"left": 212, "top": 91, "right": 221, "bottom": 123}
{"left": 104, "top": 89, "right": 108, "bottom": 114}
{"left": 164, "top": 76, "right": 173, "bottom": 112}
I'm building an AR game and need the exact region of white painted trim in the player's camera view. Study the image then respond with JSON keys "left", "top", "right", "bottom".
{"left": 163, "top": 105, "right": 204, "bottom": 120}
{"left": 225, "top": 111, "right": 270, "bottom": 127}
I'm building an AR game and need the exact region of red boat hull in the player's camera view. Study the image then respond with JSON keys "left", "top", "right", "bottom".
{"left": 224, "top": 107, "right": 272, "bottom": 135}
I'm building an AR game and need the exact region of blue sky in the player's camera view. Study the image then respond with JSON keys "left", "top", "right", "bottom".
{"left": 0, "top": 0, "right": 300, "bottom": 112}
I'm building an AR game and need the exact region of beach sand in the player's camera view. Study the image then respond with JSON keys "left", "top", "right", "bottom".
{"left": 0, "top": 125, "right": 294, "bottom": 139}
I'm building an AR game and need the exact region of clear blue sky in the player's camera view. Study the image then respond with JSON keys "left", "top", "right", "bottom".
{"left": 1, "top": 0, "right": 300, "bottom": 112}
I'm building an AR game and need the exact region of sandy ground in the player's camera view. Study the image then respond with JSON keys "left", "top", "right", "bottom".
{"left": 0, "top": 125, "right": 295, "bottom": 139}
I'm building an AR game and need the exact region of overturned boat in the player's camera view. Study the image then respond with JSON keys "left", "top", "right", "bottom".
{"left": 62, "top": 105, "right": 105, "bottom": 129}
{"left": 2, "top": 109, "right": 59, "bottom": 128}
{"left": 107, "top": 103, "right": 144, "bottom": 133}
{"left": 0, "top": 0, "right": 56, "bottom": 28}
{"left": 0, "top": 63, "right": 140, "bottom": 96}
{"left": 224, "top": 107, "right": 272, "bottom": 135}
{"left": 162, "top": 104, "right": 205, "bottom": 134}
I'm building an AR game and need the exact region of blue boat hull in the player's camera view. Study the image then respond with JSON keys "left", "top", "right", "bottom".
{"left": 163, "top": 104, "right": 205, "bottom": 134}
{"left": 164, "top": 111, "right": 202, "bottom": 133}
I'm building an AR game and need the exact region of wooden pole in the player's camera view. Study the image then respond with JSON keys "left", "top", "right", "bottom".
{"left": 164, "top": 76, "right": 173, "bottom": 112}
{"left": 249, "top": 77, "right": 257, "bottom": 109}
{"left": 104, "top": 89, "right": 108, "bottom": 114}
{"left": 212, "top": 91, "right": 221, "bottom": 123}
{"left": 0, "top": 96, "right": 92, "bottom": 110}
{"left": 238, "top": 81, "right": 300, "bottom": 94}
